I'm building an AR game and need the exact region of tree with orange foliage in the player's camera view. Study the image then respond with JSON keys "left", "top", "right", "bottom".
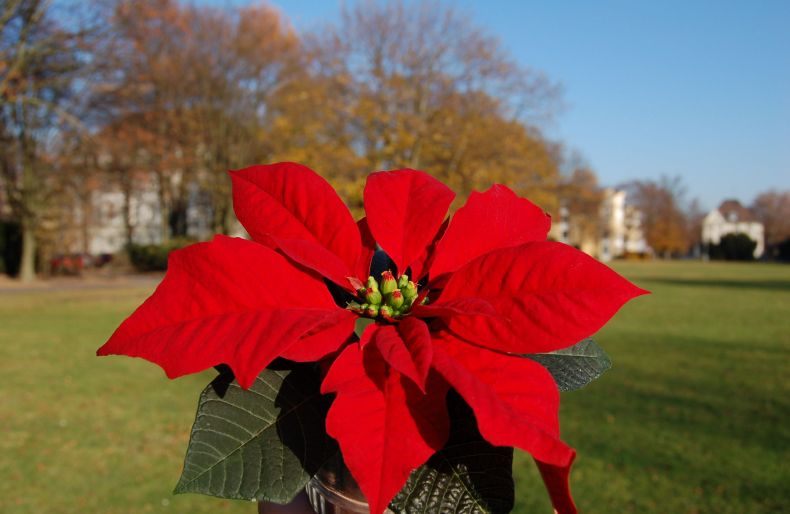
{"left": 751, "top": 190, "right": 790, "bottom": 257}
{"left": 557, "top": 154, "right": 605, "bottom": 251}
{"left": 91, "top": 0, "right": 191, "bottom": 242}
{"left": 184, "top": 3, "right": 302, "bottom": 234}
{"left": 93, "top": 0, "right": 302, "bottom": 238}
{"left": 299, "top": 0, "right": 562, "bottom": 212}
{"left": 623, "top": 177, "right": 689, "bottom": 258}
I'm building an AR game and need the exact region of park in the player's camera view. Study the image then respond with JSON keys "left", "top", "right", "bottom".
{"left": 1, "top": 260, "right": 786, "bottom": 513}
{"left": 1, "top": 1, "right": 788, "bottom": 513}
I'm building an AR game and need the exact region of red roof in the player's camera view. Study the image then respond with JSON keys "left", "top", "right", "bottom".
{"left": 718, "top": 199, "right": 757, "bottom": 222}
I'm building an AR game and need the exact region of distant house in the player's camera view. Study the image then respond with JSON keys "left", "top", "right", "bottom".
{"left": 701, "top": 200, "right": 764, "bottom": 258}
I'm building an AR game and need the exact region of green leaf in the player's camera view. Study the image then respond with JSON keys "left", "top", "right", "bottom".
{"left": 354, "top": 317, "right": 375, "bottom": 338}
{"left": 174, "top": 364, "right": 336, "bottom": 503}
{"left": 525, "top": 338, "right": 612, "bottom": 392}
{"left": 389, "top": 392, "right": 514, "bottom": 514}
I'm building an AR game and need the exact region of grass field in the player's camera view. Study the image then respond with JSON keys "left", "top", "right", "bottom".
{"left": 1, "top": 261, "right": 788, "bottom": 514}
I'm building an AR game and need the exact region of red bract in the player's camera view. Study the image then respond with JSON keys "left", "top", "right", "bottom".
{"left": 98, "top": 163, "right": 648, "bottom": 514}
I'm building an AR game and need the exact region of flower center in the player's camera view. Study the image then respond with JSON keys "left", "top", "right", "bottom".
{"left": 347, "top": 270, "right": 422, "bottom": 319}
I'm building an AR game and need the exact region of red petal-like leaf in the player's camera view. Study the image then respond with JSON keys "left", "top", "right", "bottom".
{"left": 355, "top": 217, "right": 377, "bottom": 279}
{"left": 322, "top": 344, "right": 449, "bottom": 514}
{"left": 231, "top": 163, "right": 362, "bottom": 288}
{"left": 360, "top": 319, "right": 433, "bottom": 391}
{"left": 431, "top": 335, "right": 572, "bottom": 463}
{"left": 271, "top": 238, "right": 357, "bottom": 291}
{"left": 409, "top": 218, "right": 448, "bottom": 281}
{"left": 431, "top": 334, "right": 577, "bottom": 513}
{"left": 97, "top": 236, "right": 340, "bottom": 388}
{"left": 364, "top": 169, "right": 454, "bottom": 273}
{"left": 436, "top": 242, "right": 649, "bottom": 353}
{"left": 412, "top": 297, "right": 499, "bottom": 319}
{"left": 279, "top": 309, "right": 357, "bottom": 362}
{"left": 536, "top": 457, "right": 578, "bottom": 514}
{"left": 395, "top": 317, "right": 434, "bottom": 385}
{"left": 430, "top": 184, "right": 550, "bottom": 279}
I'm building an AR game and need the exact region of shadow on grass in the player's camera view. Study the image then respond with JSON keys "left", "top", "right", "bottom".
{"left": 641, "top": 278, "right": 790, "bottom": 292}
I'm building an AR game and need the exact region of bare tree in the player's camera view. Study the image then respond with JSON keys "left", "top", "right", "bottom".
{"left": 0, "top": 0, "right": 93, "bottom": 281}
{"left": 751, "top": 190, "right": 790, "bottom": 255}
{"left": 92, "top": 0, "right": 302, "bottom": 238}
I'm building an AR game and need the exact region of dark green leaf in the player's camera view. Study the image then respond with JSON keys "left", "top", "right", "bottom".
{"left": 174, "top": 364, "right": 336, "bottom": 503}
{"left": 525, "top": 338, "right": 611, "bottom": 391}
{"left": 389, "top": 392, "right": 514, "bottom": 514}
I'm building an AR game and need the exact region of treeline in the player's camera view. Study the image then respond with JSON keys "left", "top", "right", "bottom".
{"left": 622, "top": 178, "right": 790, "bottom": 260}
{"left": 2, "top": 0, "right": 584, "bottom": 280}
{"left": 2, "top": 1, "right": 787, "bottom": 281}
{"left": 621, "top": 176, "right": 699, "bottom": 259}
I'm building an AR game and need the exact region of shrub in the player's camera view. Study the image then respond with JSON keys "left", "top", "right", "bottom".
{"left": 127, "top": 238, "right": 195, "bottom": 272}
{"left": 0, "top": 221, "right": 22, "bottom": 276}
{"left": 776, "top": 238, "right": 790, "bottom": 262}
{"left": 709, "top": 233, "right": 757, "bottom": 261}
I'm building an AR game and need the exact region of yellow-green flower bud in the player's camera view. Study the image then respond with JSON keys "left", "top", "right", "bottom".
{"left": 379, "top": 305, "right": 394, "bottom": 318}
{"left": 402, "top": 280, "right": 418, "bottom": 301}
{"left": 365, "top": 304, "right": 379, "bottom": 318}
{"left": 387, "top": 289, "right": 404, "bottom": 309}
{"left": 366, "top": 276, "right": 379, "bottom": 292}
{"left": 380, "top": 270, "right": 397, "bottom": 295}
{"left": 365, "top": 287, "right": 382, "bottom": 305}
{"left": 398, "top": 274, "right": 409, "bottom": 289}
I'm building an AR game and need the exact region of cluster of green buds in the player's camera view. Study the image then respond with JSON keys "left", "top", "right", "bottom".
{"left": 348, "top": 271, "right": 422, "bottom": 319}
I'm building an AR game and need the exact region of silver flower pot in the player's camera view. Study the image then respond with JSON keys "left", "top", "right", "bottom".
{"left": 305, "top": 454, "right": 394, "bottom": 514}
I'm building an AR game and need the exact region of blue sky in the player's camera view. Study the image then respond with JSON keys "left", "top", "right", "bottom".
{"left": 201, "top": 0, "right": 789, "bottom": 209}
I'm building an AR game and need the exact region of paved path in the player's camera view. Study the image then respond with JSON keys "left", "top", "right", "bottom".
{"left": 0, "top": 274, "right": 162, "bottom": 293}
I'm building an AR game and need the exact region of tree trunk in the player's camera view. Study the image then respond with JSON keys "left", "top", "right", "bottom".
{"left": 169, "top": 198, "right": 188, "bottom": 238}
{"left": 18, "top": 146, "right": 37, "bottom": 282}
{"left": 19, "top": 218, "right": 36, "bottom": 282}
{"left": 119, "top": 169, "right": 135, "bottom": 248}
{"left": 78, "top": 185, "right": 93, "bottom": 255}
{"left": 155, "top": 170, "right": 170, "bottom": 244}
{"left": 212, "top": 193, "right": 231, "bottom": 235}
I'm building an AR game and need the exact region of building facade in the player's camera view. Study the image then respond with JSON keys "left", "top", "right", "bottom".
{"left": 551, "top": 188, "right": 650, "bottom": 262}
{"left": 701, "top": 200, "right": 764, "bottom": 258}
{"left": 64, "top": 173, "right": 238, "bottom": 256}
{"left": 87, "top": 189, "right": 163, "bottom": 255}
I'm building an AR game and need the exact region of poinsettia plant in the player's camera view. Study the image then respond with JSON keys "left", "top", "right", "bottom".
{"left": 98, "top": 163, "right": 647, "bottom": 514}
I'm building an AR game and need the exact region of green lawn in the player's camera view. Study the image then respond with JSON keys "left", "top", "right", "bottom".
{"left": 1, "top": 261, "right": 788, "bottom": 513}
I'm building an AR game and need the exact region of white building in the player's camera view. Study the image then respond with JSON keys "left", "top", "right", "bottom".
{"left": 701, "top": 200, "right": 764, "bottom": 258}
{"left": 598, "top": 189, "right": 650, "bottom": 261}
{"left": 87, "top": 188, "right": 163, "bottom": 255}
{"left": 62, "top": 168, "right": 240, "bottom": 256}
{"left": 552, "top": 188, "right": 650, "bottom": 262}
